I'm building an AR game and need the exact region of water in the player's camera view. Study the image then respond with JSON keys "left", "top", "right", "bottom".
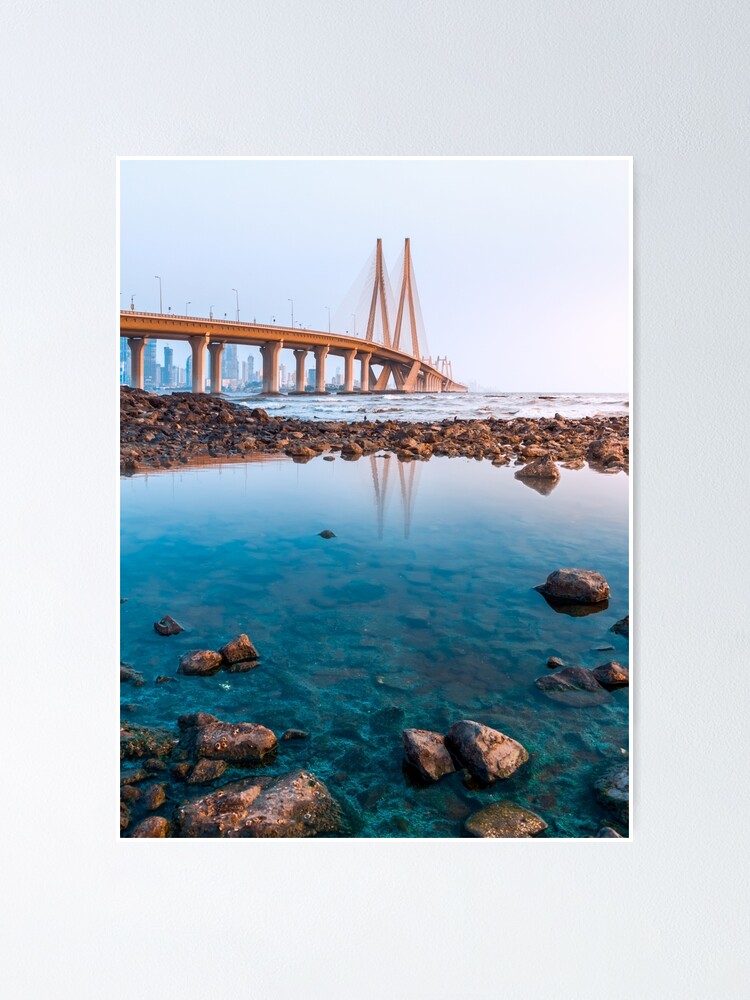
{"left": 121, "top": 453, "right": 629, "bottom": 838}
{"left": 210, "top": 390, "right": 628, "bottom": 423}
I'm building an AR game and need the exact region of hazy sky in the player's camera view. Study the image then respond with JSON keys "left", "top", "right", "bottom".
{"left": 120, "top": 158, "right": 630, "bottom": 390}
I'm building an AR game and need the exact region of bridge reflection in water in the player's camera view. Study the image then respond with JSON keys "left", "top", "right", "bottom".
{"left": 120, "top": 239, "right": 466, "bottom": 395}
{"left": 370, "top": 455, "right": 420, "bottom": 540}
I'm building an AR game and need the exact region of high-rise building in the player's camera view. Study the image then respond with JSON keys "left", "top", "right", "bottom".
{"left": 307, "top": 368, "right": 315, "bottom": 388}
{"left": 186, "top": 355, "right": 192, "bottom": 388}
{"left": 119, "top": 339, "right": 131, "bottom": 384}
{"left": 162, "top": 346, "right": 174, "bottom": 387}
{"left": 222, "top": 344, "right": 239, "bottom": 383}
{"left": 279, "top": 363, "right": 287, "bottom": 387}
{"left": 247, "top": 354, "right": 255, "bottom": 383}
{"left": 144, "top": 341, "right": 158, "bottom": 387}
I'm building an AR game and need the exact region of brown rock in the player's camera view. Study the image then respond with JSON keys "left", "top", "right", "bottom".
{"left": 535, "top": 666, "right": 610, "bottom": 706}
{"left": 546, "top": 656, "right": 565, "bottom": 669}
{"left": 120, "top": 784, "right": 142, "bottom": 803}
{"left": 537, "top": 568, "right": 610, "bottom": 604}
{"left": 120, "top": 723, "right": 176, "bottom": 760}
{"left": 611, "top": 615, "right": 630, "bottom": 638}
{"left": 281, "top": 729, "right": 309, "bottom": 741}
{"left": 120, "top": 662, "right": 144, "bottom": 686}
{"left": 592, "top": 661, "right": 629, "bottom": 689}
{"left": 402, "top": 728, "right": 457, "bottom": 782}
{"left": 187, "top": 758, "right": 228, "bottom": 784}
{"left": 223, "top": 658, "right": 260, "bottom": 674}
{"left": 178, "top": 649, "right": 223, "bottom": 676}
{"left": 219, "top": 634, "right": 259, "bottom": 665}
{"left": 143, "top": 783, "right": 167, "bottom": 810}
{"left": 464, "top": 801, "right": 548, "bottom": 838}
{"left": 120, "top": 801, "right": 130, "bottom": 832}
{"left": 154, "top": 615, "right": 183, "bottom": 636}
{"left": 594, "top": 765, "right": 629, "bottom": 825}
{"left": 596, "top": 826, "right": 624, "bottom": 838}
{"left": 192, "top": 718, "right": 278, "bottom": 764}
{"left": 515, "top": 456, "right": 560, "bottom": 480}
{"left": 318, "top": 529, "right": 336, "bottom": 539}
{"left": 176, "top": 770, "right": 341, "bottom": 837}
{"left": 131, "top": 816, "right": 171, "bottom": 838}
{"left": 445, "top": 720, "right": 529, "bottom": 783}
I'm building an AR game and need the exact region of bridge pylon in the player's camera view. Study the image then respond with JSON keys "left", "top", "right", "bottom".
{"left": 364, "top": 238, "right": 393, "bottom": 348}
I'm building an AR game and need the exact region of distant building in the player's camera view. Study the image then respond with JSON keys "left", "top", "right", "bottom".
{"left": 307, "top": 368, "right": 316, "bottom": 388}
{"left": 222, "top": 344, "right": 239, "bottom": 386}
{"left": 144, "top": 341, "right": 158, "bottom": 387}
{"left": 119, "top": 339, "right": 131, "bottom": 384}
{"left": 247, "top": 354, "right": 255, "bottom": 382}
{"left": 186, "top": 355, "right": 192, "bottom": 387}
{"left": 162, "top": 346, "right": 174, "bottom": 387}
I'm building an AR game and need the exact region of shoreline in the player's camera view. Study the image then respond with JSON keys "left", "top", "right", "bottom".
{"left": 120, "top": 386, "right": 629, "bottom": 476}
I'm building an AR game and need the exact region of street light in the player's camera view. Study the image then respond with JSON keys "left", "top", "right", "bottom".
{"left": 130, "top": 294, "right": 135, "bottom": 310}
{"left": 324, "top": 306, "right": 330, "bottom": 333}
{"left": 288, "top": 298, "right": 293, "bottom": 329}
{"left": 232, "top": 288, "right": 239, "bottom": 322}
{"left": 185, "top": 301, "right": 191, "bottom": 315}
{"left": 209, "top": 305, "right": 214, "bottom": 320}
{"left": 155, "top": 275, "right": 162, "bottom": 313}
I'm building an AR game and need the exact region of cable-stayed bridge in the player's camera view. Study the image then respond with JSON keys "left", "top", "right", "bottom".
{"left": 120, "top": 239, "right": 466, "bottom": 394}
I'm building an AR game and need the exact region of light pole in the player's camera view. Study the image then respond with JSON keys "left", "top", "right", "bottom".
{"left": 185, "top": 301, "right": 191, "bottom": 315}
{"left": 155, "top": 275, "right": 162, "bottom": 313}
{"left": 209, "top": 305, "right": 214, "bottom": 320}
{"left": 130, "top": 294, "right": 135, "bottom": 311}
{"left": 232, "top": 288, "right": 239, "bottom": 322}
{"left": 324, "top": 306, "right": 330, "bottom": 333}
{"left": 288, "top": 298, "right": 293, "bottom": 328}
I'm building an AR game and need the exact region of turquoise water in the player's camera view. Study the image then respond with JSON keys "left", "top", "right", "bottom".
{"left": 120, "top": 455, "right": 629, "bottom": 837}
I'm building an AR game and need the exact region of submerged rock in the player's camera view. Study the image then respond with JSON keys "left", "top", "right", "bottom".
{"left": 187, "top": 758, "right": 228, "bottom": 784}
{"left": 537, "top": 568, "right": 611, "bottom": 604}
{"left": 445, "top": 720, "right": 529, "bottom": 783}
{"left": 592, "top": 661, "right": 629, "bottom": 689}
{"left": 281, "top": 729, "right": 309, "bottom": 741}
{"left": 464, "top": 801, "right": 548, "bottom": 838}
{"left": 178, "top": 649, "right": 223, "bottom": 676}
{"left": 120, "top": 723, "right": 176, "bottom": 760}
{"left": 402, "top": 728, "right": 457, "bottom": 782}
{"left": 219, "top": 634, "right": 259, "bottom": 665}
{"left": 596, "top": 826, "right": 624, "bottom": 838}
{"left": 142, "top": 783, "right": 167, "bottom": 811}
{"left": 535, "top": 667, "right": 610, "bottom": 706}
{"left": 318, "top": 529, "right": 336, "bottom": 539}
{"left": 120, "top": 662, "right": 145, "bottom": 687}
{"left": 154, "top": 615, "right": 183, "bottom": 636}
{"left": 546, "top": 656, "right": 565, "bottom": 669}
{"left": 176, "top": 770, "right": 341, "bottom": 837}
{"left": 611, "top": 615, "right": 630, "bottom": 638}
{"left": 131, "top": 816, "right": 170, "bottom": 838}
{"left": 594, "top": 765, "right": 629, "bottom": 825}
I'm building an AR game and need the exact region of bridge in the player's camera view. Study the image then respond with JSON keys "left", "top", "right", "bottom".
{"left": 120, "top": 239, "right": 467, "bottom": 394}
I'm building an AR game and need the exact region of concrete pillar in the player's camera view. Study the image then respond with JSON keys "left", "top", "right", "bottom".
{"left": 260, "top": 342, "right": 282, "bottom": 393}
{"left": 314, "top": 345, "right": 328, "bottom": 393}
{"left": 342, "top": 349, "right": 356, "bottom": 392}
{"left": 208, "top": 342, "right": 224, "bottom": 394}
{"left": 127, "top": 337, "right": 146, "bottom": 389}
{"left": 188, "top": 335, "right": 208, "bottom": 393}
{"left": 293, "top": 349, "right": 307, "bottom": 392}
{"left": 357, "top": 352, "right": 372, "bottom": 392}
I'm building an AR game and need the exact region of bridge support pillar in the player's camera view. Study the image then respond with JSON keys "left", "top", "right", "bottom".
{"left": 293, "top": 349, "right": 307, "bottom": 392}
{"left": 260, "top": 342, "right": 282, "bottom": 393}
{"left": 357, "top": 351, "right": 372, "bottom": 392}
{"left": 208, "top": 342, "right": 224, "bottom": 394}
{"left": 127, "top": 337, "right": 146, "bottom": 389}
{"left": 342, "top": 349, "right": 356, "bottom": 392}
{"left": 313, "top": 345, "right": 329, "bottom": 393}
{"left": 188, "top": 335, "right": 208, "bottom": 393}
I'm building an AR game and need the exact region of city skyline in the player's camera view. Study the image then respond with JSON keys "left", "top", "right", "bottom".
{"left": 119, "top": 158, "right": 630, "bottom": 392}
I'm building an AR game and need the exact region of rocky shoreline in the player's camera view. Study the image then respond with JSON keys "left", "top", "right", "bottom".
{"left": 120, "top": 386, "right": 629, "bottom": 475}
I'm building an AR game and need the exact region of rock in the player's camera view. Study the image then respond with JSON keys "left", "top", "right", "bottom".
{"left": 445, "top": 720, "right": 529, "bottom": 783}
{"left": 595, "top": 645, "right": 615, "bottom": 651}
{"left": 120, "top": 723, "right": 176, "bottom": 760}
{"left": 611, "top": 615, "right": 629, "bottom": 638}
{"left": 120, "top": 784, "right": 141, "bottom": 803}
{"left": 402, "top": 728, "right": 457, "bottom": 782}
{"left": 535, "top": 666, "right": 610, "bottom": 706}
{"left": 323, "top": 455, "right": 335, "bottom": 461}
{"left": 120, "top": 662, "right": 145, "bottom": 687}
{"left": 178, "top": 649, "right": 223, "bottom": 676}
{"left": 155, "top": 675, "right": 177, "bottom": 684}
{"left": 219, "top": 634, "right": 259, "bottom": 665}
{"left": 594, "top": 765, "right": 629, "bottom": 825}
{"left": 144, "top": 758, "right": 166, "bottom": 773}
{"left": 176, "top": 770, "right": 341, "bottom": 837}
{"left": 596, "top": 826, "right": 624, "bottom": 838}
{"left": 120, "top": 802, "right": 130, "bottom": 832}
{"left": 318, "top": 529, "right": 336, "bottom": 539}
{"left": 341, "top": 441, "right": 363, "bottom": 460}
{"left": 515, "top": 456, "right": 560, "bottom": 480}
{"left": 181, "top": 715, "right": 278, "bottom": 764}
{"left": 546, "top": 656, "right": 565, "bottom": 669}
{"left": 281, "top": 729, "right": 309, "bottom": 741}
{"left": 120, "top": 767, "right": 148, "bottom": 785}
{"left": 142, "top": 783, "right": 167, "bottom": 810}
{"left": 464, "top": 801, "right": 548, "bottom": 838}
{"left": 171, "top": 762, "right": 192, "bottom": 781}
{"left": 131, "top": 816, "right": 170, "bottom": 838}
{"left": 592, "top": 661, "right": 629, "bottom": 689}
{"left": 537, "top": 568, "right": 610, "bottom": 604}
{"left": 187, "top": 758, "right": 228, "bottom": 784}
{"left": 154, "top": 615, "right": 183, "bottom": 636}
{"left": 587, "top": 437, "right": 626, "bottom": 469}
{"left": 224, "top": 658, "right": 259, "bottom": 673}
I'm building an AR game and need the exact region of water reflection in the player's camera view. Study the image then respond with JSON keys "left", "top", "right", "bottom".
{"left": 369, "top": 455, "right": 421, "bottom": 539}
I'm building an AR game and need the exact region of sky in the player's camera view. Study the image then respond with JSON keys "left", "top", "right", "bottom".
{"left": 119, "top": 158, "right": 630, "bottom": 391}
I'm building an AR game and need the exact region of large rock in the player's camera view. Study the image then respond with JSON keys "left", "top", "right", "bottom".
{"left": 219, "top": 633, "right": 259, "bottom": 665}
{"left": 176, "top": 770, "right": 341, "bottom": 837}
{"left": 537, "top": 568, "right": 610, "bottom": 604}
{"left": 180, "top": 714, "right": 278, "bottom": 764}
{"left": 187, "top": 758, "right": 228, "bottom": 784}
{"left": 402, "top": 728, "right": 457, "bottom": 782}
{"left": 445, "top": 720, "right": 529, "bottom": 783}
{"left": 611, "top": 615, "right": 630, "bottom": 638}
{"left": 120, "top": 662, "right": 144, "bottom": 687}
{"left": 596, "top": 826, "right": 624, "bottom": 838}
{"left": 178, "top": 650, "right": 223, "bottom": 676}
{"left": 594, "top": 765, "right": 629, "bottom": 825}
{"left": 464, "top": 801, "right": 548, "bottom": 838}
{"left": 131, "top": 816, "right": 170, "bottom": 838}
{"left": 514, "top": 456, "right": 560, "bottom": 480}
{"left": 535, "top": 666, "right": 610, "bottom": 706}
{"left": 154, "top": 615, "right": 183, "bottom": 636}
{"left": 592, "top": 661, "right": 629, "bottom": 689}
{"left": 120, "top": 723, "right": 176, "bottom": 760}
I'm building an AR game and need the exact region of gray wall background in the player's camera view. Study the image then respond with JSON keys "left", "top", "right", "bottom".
{"left": 2, "top": 2, "right": 748, "bottom": 997}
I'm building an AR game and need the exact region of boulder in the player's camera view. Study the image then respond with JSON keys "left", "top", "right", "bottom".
{"left": 596, "top": 826, "right": 624, "bottom": 838}
{"left": 219, "top": 634, "right": 259, "bottom": 665}
{"left": 176, "top": 770, "right": 341, "bottom": 837}
{"left": 154, "top": 615, "right": 183, "bottom": 636}
{"left": 178, "top": 649, "right": 223, "bottom": 676}
{"left": 592, "top": 661, "right": 629, "bottom": 689}
{"left": 120, "top": 723, "right": 176, "bottom": 760}
{"left": 445, "top": 720, "right": 529, "bottom": 783}
{"left": 142, "top": 783, "right": 167, "bottom": 811}
{"left": 535, "top": 666, "right": 610, "bottom": 706}
{"left": 514, "top": 456, "right": 560, "bottom": 480}
{"left": 402, "top": 728, "right": 457, "bottom": 782}
{"left": 594, "top": 765, "right": 629, "bottom": 825}
{"left": 464, "top": 801, "right": 548, "bottom": 838}
{"left": 181, "top": 715, "right": 278, "bottom": 764}
{"left": 120, "top": 662, "right": 144, "bottom": 687}
{"left": 120, "top": 802, "right": 130, "bottom": 832}
{"left": 131, "top": 816, "right": 170, "bottom": 838}
{"left": 546, "top": 656, "right": 565, "bottom": 669}
{"left": 120, "top": 784, "right": 141, "bottom": 803}
{"left": 341, "top": 441, "right": 363, "bottom": 460}
{"left": 537, "top": 568, "right": 610, "bottom": 604}
{"left": 187, "top": 758, "right": 228, "bottom": 784}
{"left": 281, "top": 729, "right": 309, "bottom": 741}
{"left": 611, "top": 615, "right": 630, "bottom": 638}
{"left": 318, "top": 529, "right": 336, "bottom": 539}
